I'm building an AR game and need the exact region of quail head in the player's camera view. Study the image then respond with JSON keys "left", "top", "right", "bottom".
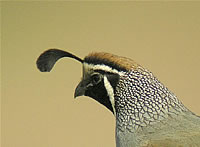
{"left": 36, "top": 49, "right": 200, "bottom": 147}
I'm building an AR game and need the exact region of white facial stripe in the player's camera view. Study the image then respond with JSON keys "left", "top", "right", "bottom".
{"left": 103, "top": 76, "right": 116, "bottom": 116}
{"left": 83, "top": 63, "right": 124, "bottom": 76}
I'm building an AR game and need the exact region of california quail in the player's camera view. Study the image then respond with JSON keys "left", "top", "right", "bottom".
{"left": 36, "top": 49, "right": 200, "bottom": 147}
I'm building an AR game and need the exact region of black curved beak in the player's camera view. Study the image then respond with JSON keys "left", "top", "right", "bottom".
{"left": 74, "top": 81, "right": 86, "bottom": 98}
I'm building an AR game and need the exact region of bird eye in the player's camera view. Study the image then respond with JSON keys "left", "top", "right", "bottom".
{"left": 91, "top": 74, "right": 101, "bottom": 85}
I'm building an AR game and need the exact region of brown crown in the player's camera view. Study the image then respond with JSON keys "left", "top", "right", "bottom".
{"left": 84, "top": 52, "right": 140, "bottom": 71}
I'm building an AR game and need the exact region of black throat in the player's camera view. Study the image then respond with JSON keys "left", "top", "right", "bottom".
{"left": 85, "top": 71, "right": 120, "bottom": 114}
{"left": 85, "top": 80, "right": 114, "bottom": 113}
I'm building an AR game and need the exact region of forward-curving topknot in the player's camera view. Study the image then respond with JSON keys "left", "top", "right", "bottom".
{"left": 36, "top": 49, "right": 83, "bottom": 72}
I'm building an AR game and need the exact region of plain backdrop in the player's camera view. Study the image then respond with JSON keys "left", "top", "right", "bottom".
{"left": 2, "top": 2, "right": 200, "bottom": 147}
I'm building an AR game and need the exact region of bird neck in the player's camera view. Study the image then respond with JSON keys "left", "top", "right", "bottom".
{"left": 114, "top": 67, "right": 188, "bottom": 132}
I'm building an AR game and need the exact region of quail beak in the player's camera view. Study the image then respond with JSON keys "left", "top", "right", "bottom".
{"left": 74, "top": 81, "right": 86, "bottom": 98}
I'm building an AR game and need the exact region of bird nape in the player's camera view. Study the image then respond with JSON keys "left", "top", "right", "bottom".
{"left": 36, "top": 48, "right": 200, "bottom": 147}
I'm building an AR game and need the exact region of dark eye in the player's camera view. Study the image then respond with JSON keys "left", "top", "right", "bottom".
{"left": 91, "top": 74, "right": 101, "bottom": 85}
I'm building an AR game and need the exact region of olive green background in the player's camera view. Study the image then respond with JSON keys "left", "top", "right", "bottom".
{"left": 2, "top": 2, "right": 200, "bottom": 147}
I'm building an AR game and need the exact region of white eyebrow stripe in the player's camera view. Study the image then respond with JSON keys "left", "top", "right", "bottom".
{"left": 103, "top": 76, "right": 116, "bottom": 116}
{"left": 83, "top": 63, "right": 124, "bottom": 76}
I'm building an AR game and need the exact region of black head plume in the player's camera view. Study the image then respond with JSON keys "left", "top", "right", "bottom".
{"left": 36, "top": 49, "right": 83, "bottom": 72}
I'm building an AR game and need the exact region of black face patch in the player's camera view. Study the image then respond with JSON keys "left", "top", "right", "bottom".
{"left": 94, "top": 70, "right": 120, "bottom": 91}
{"left": 84, "top": 71, "right": 120, "bottom": 114}
{"left": 85, "top": 79, "right": 114, "bottom": 113}
{"left": 104, "top": 73, "right": 120, "bottom": 91}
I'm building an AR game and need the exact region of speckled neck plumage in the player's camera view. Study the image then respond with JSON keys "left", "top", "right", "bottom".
{"left": 115, "top": 66, "right": 189, "bottom": 132}
{"left": 84, "top": 52, "right": 189, "bottom": 132}
{"left": 84, "top": 52, "right": 190, "bottom": 133}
